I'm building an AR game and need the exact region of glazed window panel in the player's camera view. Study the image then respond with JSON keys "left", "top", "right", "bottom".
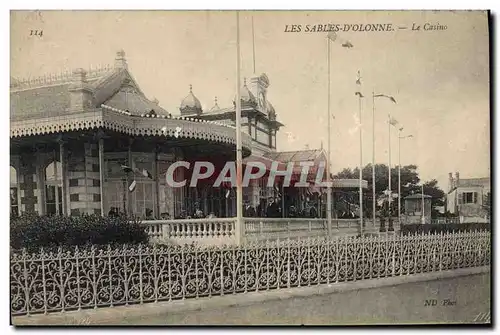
{"left": 131, "top": 182, "right": 155, "bottom": 219}
{"left": 10, "top": 188, "right": 19, "bottom": 217}
{"left": 133, "top": 154, "right": 155, "bottom": 180}
{"left": 105, "top": 156, "right": 128, "bottom": 179}
{"left": 256, "top": 129, "right": 268, "bottom": 144}
{"left": 158, "top": 160, "right": 175, "bottom": 218}
{"left": 105, "top": 180, "right": 127, "bottom": 214}
{"left": 46, "top": 185, "right": 63, "bottom": 216}
{"left": 45, "top": 160, "right": 63, "bottom": 215}
{"left": 10, "top": 166, "right": 19, "bottom": 217}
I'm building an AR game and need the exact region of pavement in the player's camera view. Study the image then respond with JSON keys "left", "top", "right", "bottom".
{"left": 12, "top": 266, "right": 490, "bottom": 326}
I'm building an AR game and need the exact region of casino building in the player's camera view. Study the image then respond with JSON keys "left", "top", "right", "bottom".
{"left": 10, "top": 50, "right": 365, "bottom": 220}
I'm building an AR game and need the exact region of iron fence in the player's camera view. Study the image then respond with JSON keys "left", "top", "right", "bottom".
{"left": 10, "top": 231, "right": 490, "bottom": 316}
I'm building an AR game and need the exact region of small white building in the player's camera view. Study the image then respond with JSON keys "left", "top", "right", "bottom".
{"left": 446, "top": 172, "right": 490, "bottom": 223}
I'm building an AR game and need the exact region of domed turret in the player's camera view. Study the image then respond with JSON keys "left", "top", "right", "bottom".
{"left": 209, "top": 96, "right": 220, "bottom": 113}
{"left": 234, "top": 78, "right": 257, "bottom": 108}
{"left": 180, "top": 85, "right": 202, "bottom": 115}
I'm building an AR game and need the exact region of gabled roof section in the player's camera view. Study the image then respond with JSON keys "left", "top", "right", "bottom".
{"left": 99, "top": 70, "right": 169, "bottom": 116}
{"left": 264, "top": 149, "right": 326, "bottom": 163}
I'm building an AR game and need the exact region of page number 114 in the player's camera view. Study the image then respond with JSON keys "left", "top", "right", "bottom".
{"left": 30, "top": 30, "right": 43, "bottom": 37}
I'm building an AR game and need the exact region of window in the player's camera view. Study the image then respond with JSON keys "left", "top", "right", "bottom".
{"left": 129, "top": 154, "right": 155, "bottom": 219}
{"left": 45, "top": 161, "right": 63, "bottom": 215}
{"left": 256, "top": 129, "right": 269, "bottom": 145}
{"left": 104, "top": 154, "right": 128, "bottom": 216}
{"left": 462, "top": 192, "right": 477, "bottom": 204}
{"left": 104, "top": 153, "right": 156, "bottom": 219}
{"left": 130, "top": 182, "right": 155, "bottom": 219}
{"left": 10, "top": 166, "right": 19, "bottom": 217}
{"left": 158, "top": 160, "right": 175, "bottom": 218}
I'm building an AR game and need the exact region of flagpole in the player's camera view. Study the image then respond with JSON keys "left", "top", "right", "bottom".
{"left": 235, "top": 11, "right": 244, "bottom": 244}
{"left": 358, "top": 74, "right": 363, "bottom": 235}
{"left": 388, "top": 111, "right": 392, "bottom": 225}
{"left": 372, "top": 90, "right": 376, "bottom": 227}
{"left": 326, "top": 36, "right": 332, "bottom": 236}
{"left": 251, "top": 15, "right": 256, "bottom": 74}
{"left": 398, "top": 129, "right": 402, "bottom": 223}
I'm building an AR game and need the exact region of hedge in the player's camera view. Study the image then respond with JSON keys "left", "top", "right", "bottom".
{"left": 10, "top": 213, "right": 149, "bottom": 252}
{"left": 401, "top": 222, "right": 490, "bottom": 235}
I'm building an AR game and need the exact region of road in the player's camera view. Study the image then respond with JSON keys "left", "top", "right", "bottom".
{"left": 98, "top": 273, "right": 491, "bottom": 325}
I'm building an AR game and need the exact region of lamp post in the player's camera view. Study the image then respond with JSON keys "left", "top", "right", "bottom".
{"left": 326, "top": 32, "right": 353, "bottom": 235}
{"left": 373, "top": 93, "right": 396, "bottom": 232}
{"left": 398, "top": 129, "right": 413, "bottom": 224}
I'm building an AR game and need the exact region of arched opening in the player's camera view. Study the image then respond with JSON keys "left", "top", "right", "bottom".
{"left": 10, "top": 166, "right": 19, "bottom": 217}
{"left": 45, "top": 160, "right": 63, "bottom": 215}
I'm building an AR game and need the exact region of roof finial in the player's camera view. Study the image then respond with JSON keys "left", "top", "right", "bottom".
{"left": 214, "top": 96, "right": 218, "bottom": 104}
{"left": 243, "top": 77, "right": 247, "bottom": 87}
{"left": 189, "top": 84, "right": 193, "bottom": 93}
{"left": 114, "top": 49, "right": 128, "bottom": 69}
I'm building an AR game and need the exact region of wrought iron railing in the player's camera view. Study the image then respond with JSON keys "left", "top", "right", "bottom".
{"left": 10, "top": 231, "right": 490, "bottom": 316}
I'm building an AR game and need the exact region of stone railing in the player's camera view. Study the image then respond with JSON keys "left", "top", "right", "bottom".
{"left": 143, "top": 217, "right": 404, "bottom": 244}
{"left": 143, "top": 218, "right": 237, "bottom": 246}
{"left": 243, "top": 218, "right": 374, "bottom": 241}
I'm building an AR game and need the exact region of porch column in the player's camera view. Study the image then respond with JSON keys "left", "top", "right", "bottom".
{"left": 98, "top": 136, "right": 105, "bottom": 217}
{"left": 127, "top": 138, "right": 134, "bottom": 216}
{"left": 58, "top": 139, "right": 68, "bottom": 215}
{"left": 34, "top": 146, "right": 45, "bottom": 215}
{"left": 154, "top": 144, "right": 160, "bottom": 219}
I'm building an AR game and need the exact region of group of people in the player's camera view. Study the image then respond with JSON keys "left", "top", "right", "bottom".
{"left": 244, "top": 198, "right": 319, "bottom": 218}
{"left": 108, "top": 198, "right": 321, "bottom": 220}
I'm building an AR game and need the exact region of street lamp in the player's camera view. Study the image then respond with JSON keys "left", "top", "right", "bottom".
{"left": 326, "top": 32, "right": 353, "bottom": 235}
{"left": 398, "top": 129, "right": 413, "bottom": 224}
{"left": 372, "top": 93, "right": 396, "bottom": 231}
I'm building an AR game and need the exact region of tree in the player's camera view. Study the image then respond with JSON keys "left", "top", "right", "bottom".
{"left": 334, "top": 164, "right": 445, "bottom": 217}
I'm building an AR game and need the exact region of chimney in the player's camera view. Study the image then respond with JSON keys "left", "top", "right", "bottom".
{"left": 455, "top": 172, "right": 460, "bottom": 188}
{"left": 114, "top": 49, "right": 128, "bottom": 70}
{"left": 69, "top": 68, "right": 94, "bottom": 113}
{"left": 448, "top": 173, "right": 454, "bottom": 192}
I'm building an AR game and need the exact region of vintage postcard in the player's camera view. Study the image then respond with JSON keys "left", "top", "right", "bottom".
{"left": 9, "top": 10, "right": 491, "bottom": 326}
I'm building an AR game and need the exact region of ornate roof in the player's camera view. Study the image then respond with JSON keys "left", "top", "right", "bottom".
{"left": 10, "top": 105, "right": 253, "bottom": 155}
{"left": 180, "top": 85, "right": 202, "bottom": 115}
{"left": 10, "top": 52, "right": 168, "bottom": 120}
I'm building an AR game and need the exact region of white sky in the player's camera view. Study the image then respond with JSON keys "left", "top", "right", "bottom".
{"left": 10, "top": 10, "right": 490, "bottom": 191}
